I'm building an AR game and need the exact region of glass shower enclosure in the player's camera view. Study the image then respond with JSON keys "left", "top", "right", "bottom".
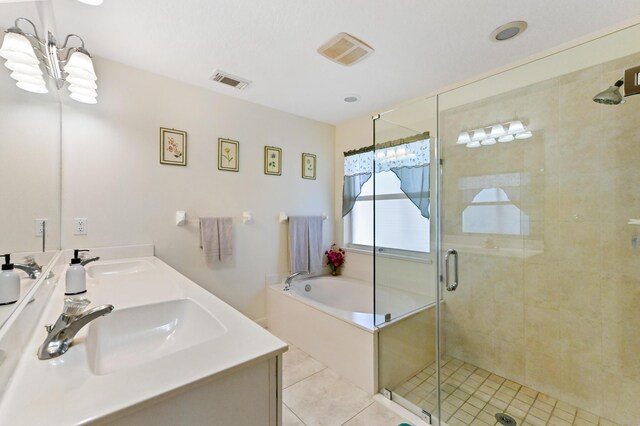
{"left": 373, "top": 25, "right": 640, "bottom": 426}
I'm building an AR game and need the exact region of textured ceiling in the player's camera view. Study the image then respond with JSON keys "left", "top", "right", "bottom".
{"left": 11, "top": 1, "right": 640, "bottom": 123}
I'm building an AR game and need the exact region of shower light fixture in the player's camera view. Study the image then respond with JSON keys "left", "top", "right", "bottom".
{"left": 0, "top": 18, "right": 98, "bottom": 104}
{"left": 457, "top": 120, "right": 532, "bottom": 148}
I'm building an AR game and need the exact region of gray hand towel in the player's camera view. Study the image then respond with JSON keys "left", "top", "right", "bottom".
{"left": 218, "top": 217, "right": 233, "bottom": 262}
{"left": 307, "top": 216, "right": 323, "bottom": 273}
{"left": 288, "top": 216, "right": 309, "bottom": 273}
{"left": 200, "top": 217, "right": 219, "bottom": 266}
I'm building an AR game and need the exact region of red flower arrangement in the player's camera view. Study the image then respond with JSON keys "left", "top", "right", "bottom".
{"left": 325, "top": 244, "right": 346, "bottom": 276}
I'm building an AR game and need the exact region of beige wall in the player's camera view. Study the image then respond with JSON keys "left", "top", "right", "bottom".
{"left": 440, "top": 52, "right": 640, "bottom": 424}
{"left": 60, "top": 57, "right": 335, "bottom": 323}
{"left": 0, "top": 68, "right": 61, "bottom": 254}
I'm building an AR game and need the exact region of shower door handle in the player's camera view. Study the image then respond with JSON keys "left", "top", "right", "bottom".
{"left": 444, "top": 249, "right": 459, "bottom": 291}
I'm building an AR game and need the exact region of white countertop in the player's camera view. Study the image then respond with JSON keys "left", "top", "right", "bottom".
{"left": 0, "top": 255, "right": 287, "bottom": 425}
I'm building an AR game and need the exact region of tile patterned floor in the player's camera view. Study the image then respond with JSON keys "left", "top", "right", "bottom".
{"left": 282, "top": 345, "right": 413, "bottom": 426}
{"left": 394, "top": 357, "right": 621, "bottom": 426}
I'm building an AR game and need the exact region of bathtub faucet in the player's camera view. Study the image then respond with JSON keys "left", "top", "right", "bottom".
{"left": 284, "top": 272, "right": 306, "bottom": 291}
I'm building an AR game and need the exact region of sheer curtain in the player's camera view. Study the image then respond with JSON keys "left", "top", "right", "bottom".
{"left": 342, "top": 134, "right": 431, "bottom": 218}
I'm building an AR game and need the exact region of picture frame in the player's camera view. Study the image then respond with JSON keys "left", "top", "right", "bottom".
{"left": 218, "top": 138, "right": 239, "bottom": 172}
{"left": 264, "top": 146, "right": 282, "bottom": 176}
{"left": 160, "top": 127, "right": 187, "bottom": 166}
{"left": 302, "top": 153, "right": 316, "bottom": 180}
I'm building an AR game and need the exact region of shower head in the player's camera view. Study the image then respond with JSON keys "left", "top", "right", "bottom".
{"left": 593, "top": 79, "right": 625, "bottom": 105}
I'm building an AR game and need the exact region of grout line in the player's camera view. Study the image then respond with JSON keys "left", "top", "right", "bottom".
{"left": 283, "top": 401, "right": 308, "bottom": 426}
{"left": 340, "top": 400, "right": 375, "bottom": 426}
{"left": 283, "top": 365, "right": 328, "bottom": 390}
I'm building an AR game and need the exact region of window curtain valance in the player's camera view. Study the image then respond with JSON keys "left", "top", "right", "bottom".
{"left": 342, "top": 133, "right": 431, "bottom": 218}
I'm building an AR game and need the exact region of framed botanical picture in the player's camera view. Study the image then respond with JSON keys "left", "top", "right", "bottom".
{"left": 264, "top": 146, "right": 282, "bottom": 176}
{"left": 160, "top": 127, "right": 187, "bottom": 166}
{"left": 218, "top": 138, "right": 239, "bottom": 172}
{"left": 302, "top": 153, "right": 316, "bottom": 180}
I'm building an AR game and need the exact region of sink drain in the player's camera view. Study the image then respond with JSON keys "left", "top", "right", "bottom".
{"left": 495, "top": 413, "right": 517, "bottom": 426}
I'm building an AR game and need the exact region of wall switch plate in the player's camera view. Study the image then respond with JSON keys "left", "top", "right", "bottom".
{"left": 74, "top": 218, "right": 87, "bottom": 235}
{"left": 35, "top": 218, "right": 48, "bottom": 236}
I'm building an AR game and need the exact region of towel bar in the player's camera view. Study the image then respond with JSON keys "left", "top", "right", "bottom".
{"left": 279, "top": 212, "right": 328, "bottom": 223}
{"left": 176, "top": 211, "right": 252, "bottom": 226}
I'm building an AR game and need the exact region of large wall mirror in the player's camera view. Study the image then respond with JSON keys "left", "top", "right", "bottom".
{"left": 0, "top": 1, "right": 60, "bottom": 327}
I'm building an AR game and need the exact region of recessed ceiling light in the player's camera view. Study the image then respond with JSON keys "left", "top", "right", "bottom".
{"left": 490, "top": 21, "right": 528, "bottom": 42}
{"left": 77, "top": 0, "right": 103, "bottom": 5}
{"left": 343, "top": 95, "right": 359, "bottom": 103}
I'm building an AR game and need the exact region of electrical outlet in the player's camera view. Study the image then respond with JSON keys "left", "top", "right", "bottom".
{"left": 35, "top": 218, "right": 48, "bottom": 236}
{"left": 74, "top": 218, "right": 87, "bottom": 235}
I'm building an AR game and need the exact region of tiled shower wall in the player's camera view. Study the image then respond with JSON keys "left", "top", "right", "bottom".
{"left": 439, "top": 52, "right": 640, "bottom": 425}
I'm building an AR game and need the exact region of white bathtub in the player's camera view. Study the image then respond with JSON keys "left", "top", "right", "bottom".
{"left": 267, "top": 275, "right": 434, "bottom": 394}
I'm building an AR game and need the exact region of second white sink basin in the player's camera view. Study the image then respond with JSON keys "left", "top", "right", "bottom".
{"left": 85, "top": 299, "right": 227, "bottom": 375}
{"left": 86, "top": 260, "right": 154, "bottom": 278}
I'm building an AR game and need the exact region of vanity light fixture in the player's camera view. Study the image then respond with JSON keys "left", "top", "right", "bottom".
{"left": 457, "top": 120, "right": 532, "bottom": 148}
{"left": 0, "top": 18, "right": 98, "bottom": 104}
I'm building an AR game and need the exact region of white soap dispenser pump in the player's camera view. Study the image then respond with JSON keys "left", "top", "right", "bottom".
{"left": 65, "top": 249, "right": 89, "bottom": 296}
{"left": 0, "top": 254, "right": 20, "bottom": 305}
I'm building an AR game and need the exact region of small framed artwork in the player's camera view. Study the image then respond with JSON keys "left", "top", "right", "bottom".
{"left": 264, "top": 146, "right": 282, "bottom": 176}
{"left": 160, "top": 127, "right": 187, "bottom": 166}
{"left": 302, "top": 153, "right": 316, "bottom": 180}
{"left": 218, "top": 138, "right": 239, "bottom": 172}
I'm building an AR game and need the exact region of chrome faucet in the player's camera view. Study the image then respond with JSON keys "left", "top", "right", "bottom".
{"left": 14, "top": 256, "right": 42, "bottom": 279}
{"left": 284, "top": 272, "right": 306, "bottom": 291}
{"left": 38, "top": 298, "right": 114, "bottom": 360}
{"left": 80, "top": 256, "right": 100, "bottom": 267}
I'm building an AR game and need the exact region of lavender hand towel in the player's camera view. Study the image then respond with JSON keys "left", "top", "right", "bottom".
{"left": 199, "top": 217, "right": 219, "bottom": 266}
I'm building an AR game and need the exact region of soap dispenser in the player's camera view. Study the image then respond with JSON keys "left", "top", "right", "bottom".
{"left": 0, "top": 254, "right": 20, "bottom": 305}
{"left": 65, "top": 249, "right": 89, "bottom": 295}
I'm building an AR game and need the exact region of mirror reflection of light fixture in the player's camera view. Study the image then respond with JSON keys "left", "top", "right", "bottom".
{"left": 507, "top": 120, "right": 525, "bottom": 134}
{"left": 472, "top": 128, "right": 487, "bottom": 142}
{"left": 456, "top": 119, "right": 532, "bottom": 148}
{"left": 489, "top": 124, "right": 506, "bottom": 138}
{"left": 457, "top": 132, "right": 471, "bottom": 145}
{"left": 0, "top": 18, "right": 98, "bottom": 104}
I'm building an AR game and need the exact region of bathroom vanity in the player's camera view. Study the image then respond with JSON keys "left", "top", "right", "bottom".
{"left": 0, "top": 245, "right": 287, "bottom": 425}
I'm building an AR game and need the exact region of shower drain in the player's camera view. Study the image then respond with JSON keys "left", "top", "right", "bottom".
{"left": 495, "top": 413, "right": 517, "bottom": 426}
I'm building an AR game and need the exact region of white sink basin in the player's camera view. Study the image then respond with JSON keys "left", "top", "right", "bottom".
{"left": 85, "top": 299, "right": 227, "bottom": 375}
{"left": 86, "top": 260, "right": 154, "bottom": 278}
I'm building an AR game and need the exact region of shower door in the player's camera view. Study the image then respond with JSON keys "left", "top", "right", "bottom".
{"left": 373, "top": 97, "right": 441, "bottom": 422}
{"left": 436, "top": 50, "right": 640, "bottom": 426}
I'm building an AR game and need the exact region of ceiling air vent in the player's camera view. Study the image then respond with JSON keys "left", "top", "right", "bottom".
{"left": 317, "top": 32, "right": 374, "bottom": 66}
{"left": 209, "top": 70, "right": 251, "bottom": 90}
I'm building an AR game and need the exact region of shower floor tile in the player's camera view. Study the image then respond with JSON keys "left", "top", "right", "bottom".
{"left": 393, "top": 357, "right": 620, "bottom": 426}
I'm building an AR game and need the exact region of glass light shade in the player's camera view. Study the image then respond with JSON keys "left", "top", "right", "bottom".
{"left": 489, "top": 124, "right": 506, "bottom": 138}
{"left": 498, "top": 134, "right": 515, "bottom": 143}
{"left": 16, "top": 81, "right": 48, "bottom": 94}
{"left": 66, "top": 75, "right": 97, "bottom": 89}
{"left": 70, "top": 92, "right": 97, "bottom": 104}
{"left": 64, "top": 51, "right": 97, "bottom": 80}
{"left": 10, "top": 71, "right": 45, "bottom": 85}
{"left": 507, "top": 121, "right": 525, "bottom": 134}
{"left": 5, "top": 60, "right": 42, "bottom": 75}
{"left": 481, "top": 138, "right": 497, "bottom": 146}
{"left": 0, "top": 32, "right": 39, "bottom": 64}
{"left": 466, "top": 141, "right": 481, "bottom": 148}
{"left": 471, "top": 128, "right": 486, "bottom": 142}
{"left": 69, "top": 84, "right": 98, "bottom": 97}
{"left": 457, "top": 132, "right": 471, "bottom": 145}
{"left": 515, "top": 131, "right": 533, "bottom": 140}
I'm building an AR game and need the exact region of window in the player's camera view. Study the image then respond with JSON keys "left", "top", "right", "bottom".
{"left": 347, "top": 171, "right": 430, "bottom": 253}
